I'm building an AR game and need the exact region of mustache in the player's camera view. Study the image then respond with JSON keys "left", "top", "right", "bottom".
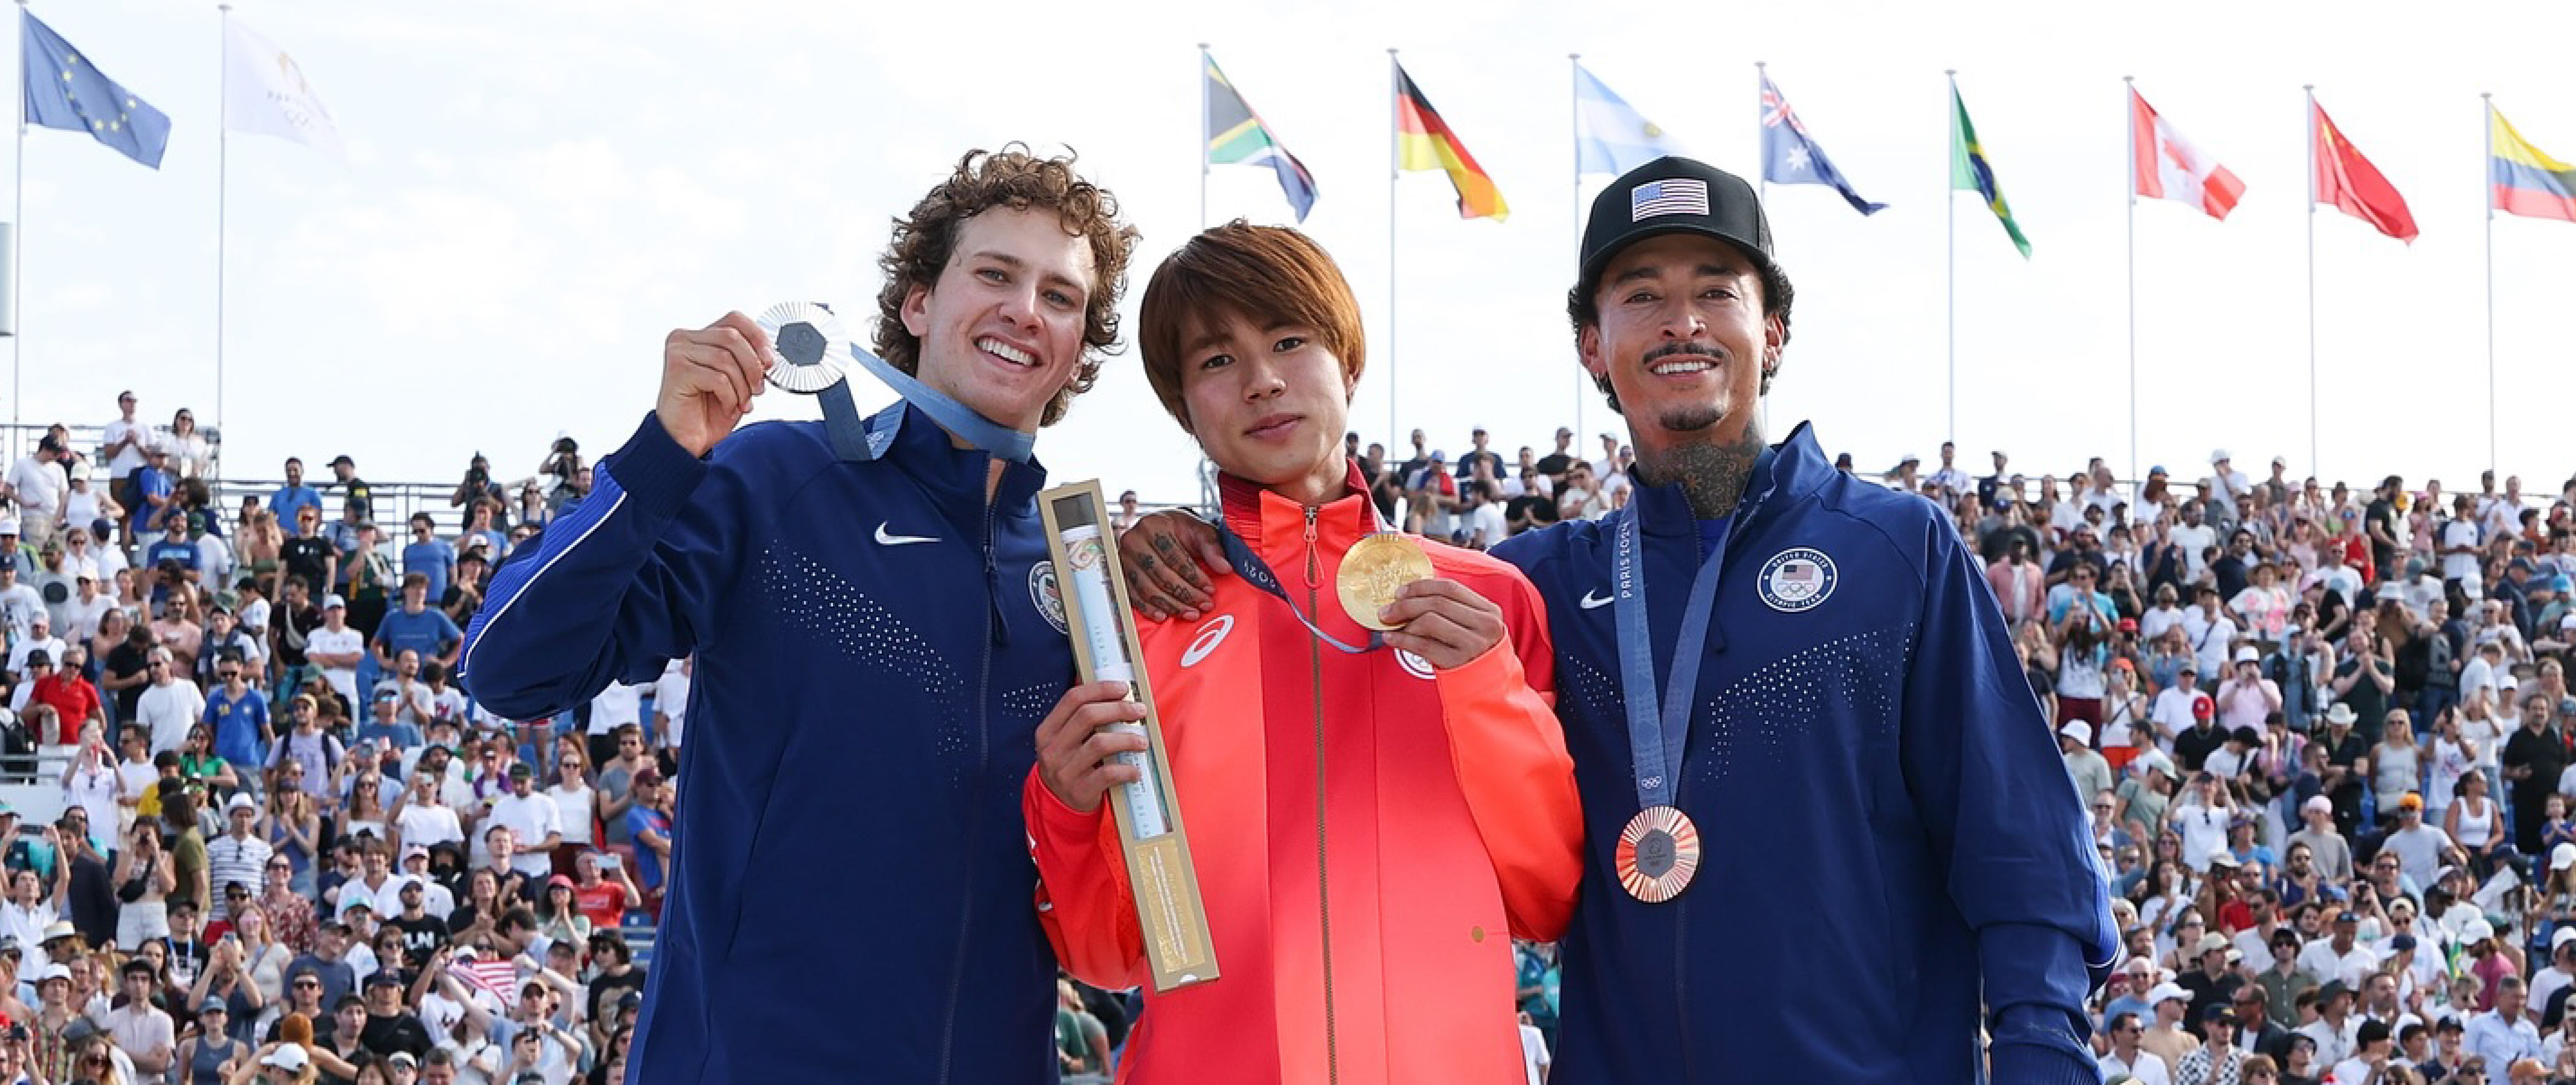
{"left": 1639, "top": 340, "right": 1730, "bottom": 366}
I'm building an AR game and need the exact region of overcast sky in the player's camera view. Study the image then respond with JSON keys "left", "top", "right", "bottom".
{"left": 13, "top": 0, "right": 2574, "bottom": 506}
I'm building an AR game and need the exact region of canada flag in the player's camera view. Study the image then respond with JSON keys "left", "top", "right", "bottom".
{"left": 2131, "top": 88, "right": 2247, "bottom": 220}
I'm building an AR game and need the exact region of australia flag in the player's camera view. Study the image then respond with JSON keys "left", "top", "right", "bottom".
{"left": 1760, "top": 74, "right": 1885, "bottom": 216}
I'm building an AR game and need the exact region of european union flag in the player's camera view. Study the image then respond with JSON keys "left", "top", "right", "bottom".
{"left": 1759, "top": 75, "right": 1884, "bottom": 216}
{"left": 22, "top": 11, "right": 170, "bottom": 169}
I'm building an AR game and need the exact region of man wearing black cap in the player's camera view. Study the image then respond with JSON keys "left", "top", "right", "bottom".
{"left": 2172, "top": 1004, "right": 2247, "bottom": 1085}
{"left": 1496, "top": 158, "right": 2115, "bottom": 1082}
{"left": 359, "top": 968, "right": 434, "bottom": 1060}
{"left": 328, "top": 455, "right": 373, "bottom": 522}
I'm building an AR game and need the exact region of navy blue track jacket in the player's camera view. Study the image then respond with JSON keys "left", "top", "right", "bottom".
{"left": 461, "top": 404, "right": 1073, "bottom": 1084}
{"left": 1490, "top": 423, "right": 2118, "bottom": 1085}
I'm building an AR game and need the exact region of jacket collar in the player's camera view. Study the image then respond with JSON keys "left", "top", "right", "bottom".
{"left": 1217, "top": 458, "right": 1377, "bottom": 556}
{"left": 865, "top": 401, "right": 1047, "bottom": 517}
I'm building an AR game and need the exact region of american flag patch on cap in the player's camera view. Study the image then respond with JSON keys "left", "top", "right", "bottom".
{"left": 1630, "top": 178, "right": 1710, "bottom": 222}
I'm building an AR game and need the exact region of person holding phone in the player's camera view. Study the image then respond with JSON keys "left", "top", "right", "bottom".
{"left": 114, "top": 819, "right": 177, "bottom": 950}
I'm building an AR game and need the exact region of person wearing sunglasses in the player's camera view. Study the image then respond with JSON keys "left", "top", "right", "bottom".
{"left": 2097, "top": 1011, "right": 2172, "bottom": 1085}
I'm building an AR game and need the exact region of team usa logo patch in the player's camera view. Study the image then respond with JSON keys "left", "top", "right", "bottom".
{"left": 1030, "top": 561, "right": 1068, "bottom": 635}
{"left": 1756, "top": 547, "right": 1837, "bottom": 613}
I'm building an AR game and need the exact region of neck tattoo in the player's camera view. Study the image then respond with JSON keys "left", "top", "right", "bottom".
{"left": 1637, "top": 430, "right": 1766, "bottom": 520}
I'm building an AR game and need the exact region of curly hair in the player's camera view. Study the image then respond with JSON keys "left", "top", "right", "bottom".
{"left": 872, "top": 146, "right": 1141, "bottom": 428}
{"left": 1564, "top": 249, "right": 1794, "bottom": 417}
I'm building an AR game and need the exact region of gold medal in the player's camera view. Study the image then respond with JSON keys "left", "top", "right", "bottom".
{"left": 1336, "top": 533, "right": 1434, "bottom": 632}
{"left": 1614, "top": 806, "right": 1702, "bottom": 903}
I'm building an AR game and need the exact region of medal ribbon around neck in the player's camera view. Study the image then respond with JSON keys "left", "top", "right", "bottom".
{"left": 754, "top": 302, "right": 1035, "bottom": 464}
{"left": 1607, "top": 447, "right": 1781, "bottom": 902}
{"left": 1208, "top": 500, "right": 1400, "bottom": 656}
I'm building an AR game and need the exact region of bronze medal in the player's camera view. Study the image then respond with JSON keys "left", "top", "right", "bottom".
{"left": 1614, "top": 805, "right": 1702, "bottom": 903}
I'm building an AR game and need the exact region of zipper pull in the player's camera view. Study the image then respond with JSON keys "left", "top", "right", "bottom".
{"left": 1302, "top": 506, "right": 1321, "bottom": 590}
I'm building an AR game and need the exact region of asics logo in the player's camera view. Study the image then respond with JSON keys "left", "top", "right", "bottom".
{"left": 1180, "top": 615, "right": 1236, "bottom": 668}
{"left": 874, "top": 523, "right": 939, "bottom": 546}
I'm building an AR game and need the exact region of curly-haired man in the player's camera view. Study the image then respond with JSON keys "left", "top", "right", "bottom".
{"left": 460, "top": 147, "right": 1141, "bottom": 1082}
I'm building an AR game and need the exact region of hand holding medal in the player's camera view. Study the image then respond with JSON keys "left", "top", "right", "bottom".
{"left": 1339, "top": 535, "right": 1510, "bottom": 671}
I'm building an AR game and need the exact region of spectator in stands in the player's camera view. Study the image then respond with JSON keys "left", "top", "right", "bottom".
{"left": 321, "top": 458, "right": 372, "bottom": 524}
{"left": 139, "top": 650, "right": 208, "bottom": 756}
{"left": 130, "top": 447, "right": 177, "bottom": 542}
{"left": 622, "top": 771, "right": 667, "bottom": 922}
{"left": 4, "top": 435, "right": 71, "bottom": 550}
{"left": 480, "top": 766, "right": 558, "bottom": 883}
{"left": 338, "top": 523, "right": 394, "bottom": 640}
{"left": 399, "top": 517, "right": 453, "bottom": 606}
{"left": 305, "top": 599, "right": 364, "bottom": 711}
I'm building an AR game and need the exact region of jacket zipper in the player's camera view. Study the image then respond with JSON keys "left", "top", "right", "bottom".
{"left": 1304, "top": 505, "right": 1339, "bottom": 1085}
{"left": 936, "top": 497, "right": 1002, "bottom": 1085}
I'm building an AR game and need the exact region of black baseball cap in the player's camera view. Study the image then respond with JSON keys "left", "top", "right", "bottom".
{"left": 1575, "top": 156, "right": 1772, "bottom": 301}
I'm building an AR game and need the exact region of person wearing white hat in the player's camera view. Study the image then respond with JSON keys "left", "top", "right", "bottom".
{"left": 2288, "top": 794, "right": 2356, "bottom": 887}
{"left": 2139, "top": 980, "right": 2199, "bottom": 1071}
{"left": 2215, "top": 645, "right": 2280, "bottom": 739}
{"left": 2061, "top": 721, "right": 2112, "bottom": 810}
{"left": 2527, "top": 925, "right": 2576, "bottom": 1028}
{"left": 2208, "top": 450, "right": 2249, "bottom": 509}
{"left": 306, "top": 594, "right": 364, "bottom": 707}
{"left": 251, "top": 1040, "right": 318, "bottom": 1083}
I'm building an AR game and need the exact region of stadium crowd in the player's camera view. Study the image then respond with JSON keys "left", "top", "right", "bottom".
{"left": 2, "top": 386, "right": 2568, "bottom": 1085}
{"left": 0, "top": 391, "right": 678, "bottom": 1085}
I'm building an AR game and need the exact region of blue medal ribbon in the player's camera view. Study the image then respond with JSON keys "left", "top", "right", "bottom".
{"left": 1204, "top": 496, "right": 1401, "bottom": 656}
{"left": 832, "top": 340, "right": 1036, "bottom": 464}
{"left": 1210, "top": 526, "right": 1385, "bottom": 655}
{"left": 763, "top": 301, "right": 1038, "bottom": 465}
{"left": 1608, "top": 448, "right": 1777, "bottom": 810}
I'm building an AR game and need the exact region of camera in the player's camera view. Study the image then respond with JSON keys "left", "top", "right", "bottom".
{"left": 552, "top": 437, "right": 578, "bottom": 455}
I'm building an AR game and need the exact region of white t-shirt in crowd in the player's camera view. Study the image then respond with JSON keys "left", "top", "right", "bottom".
{"left": 5, "top": 457, "right": 66, "bottom": 521}
{"left": 2442, "top": 519, "right": 2486, "bottom": 585}
{"left": 487, "top": 791, "right": 564, "bottom": 878}
{"left": 588, "top": 682, "right": 644, "bottom": 736}
{"left": 308, "top": 625, "right": 365, "bottom": 703}
{"left": 137, "top": 678, "right": 207, "bottom": 754}
{"left": 652, "top": 661, "right": 691, "bottom": 749}
{"left": 2170, "top": 523, "right": 2218, "bottom": 576}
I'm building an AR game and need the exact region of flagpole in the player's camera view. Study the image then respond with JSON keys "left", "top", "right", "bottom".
{"left": 1944, "top": 70, "right": 1957, "bottom": 448}
{"left": 2481, "top": 91, "right": 2497, "bottom": 475}
{"left": 1197, "top": 44, "right": 1210, "bottom": 231}
{"left": 2124, "top": 76, "right": 2139, "bottom": 489}
{"left": 10, "top": 0, "right": 24, "bottom": 431}
{"left": 1754, "top": 61, "right": 1767, "bottom": 205}
{"left": 1387, "top": 47, "right": 1399, "bottom": 449}
{"left": 2303, "top": 85, "right": 2319, "bottom": 476}
{"left": 1569, "top": 52, "right": 1583, "bottom": 448}
{"left": 217, "top": 4, "right": 233, "bottom": 438}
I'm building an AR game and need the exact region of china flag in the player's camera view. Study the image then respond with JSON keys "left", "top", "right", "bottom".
{"left": 2130, "top": 89, "right": 2245, "bottom": 220}
{"left": 2312, "top": 99, "right": 2419, "bottom": 243}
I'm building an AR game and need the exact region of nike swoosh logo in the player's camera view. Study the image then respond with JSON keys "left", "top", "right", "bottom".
{"left": 1580, "top": 590, "right": 1613, "bottom": 609}
{"left": 874, "top": 523, "right": 939, "bottom": 546}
